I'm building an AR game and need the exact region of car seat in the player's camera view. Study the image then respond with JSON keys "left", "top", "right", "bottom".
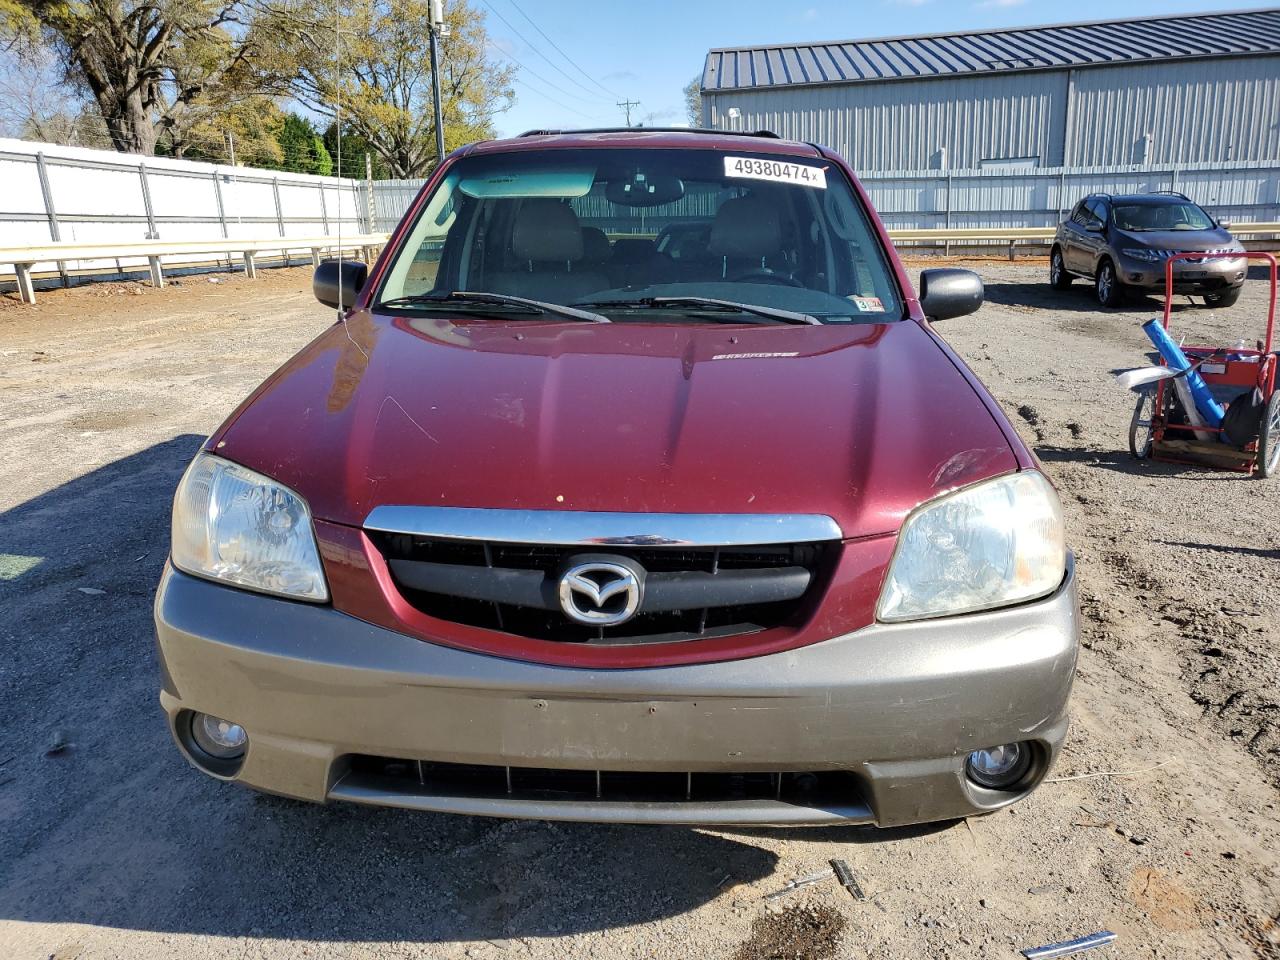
{"left": 708, "top": 196, "right": 786, "bottom": 281}
{"left": 581, "top": 227, "right": 612, "bottom": 267}
{"left": 487, "top": 199, "right": 607, "bottom": 303}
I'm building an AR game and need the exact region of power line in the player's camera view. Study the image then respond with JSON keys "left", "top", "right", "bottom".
{"left": 499, "top": 0, "right": 620, "bottom": 99}
{"left": 478, "top": 0, "right": 612, "bottom": 103}
{"left": 484, "top": 41, "right": 607, "bottom": 122}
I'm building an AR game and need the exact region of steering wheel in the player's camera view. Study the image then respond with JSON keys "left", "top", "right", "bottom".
{"left": 729, "top": 269, "right": 804, "bottom": 287}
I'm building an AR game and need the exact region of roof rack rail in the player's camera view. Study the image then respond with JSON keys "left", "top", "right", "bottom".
{"left": 1147, "top": 189, "right": 1191, "bottom": 201}
{"left": 517, "top": 126, "right": 780, "bottom": 139}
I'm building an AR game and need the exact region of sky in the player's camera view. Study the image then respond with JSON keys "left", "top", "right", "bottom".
{"left": 481, "top": 0, "right": 1279, "bottom": 137}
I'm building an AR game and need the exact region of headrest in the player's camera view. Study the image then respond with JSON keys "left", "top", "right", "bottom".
{"left": 512, "top": 198, "right": 584, "bottom": 262}
{"left": 709, "top": 197, "right": 781, "bottom": 260}
{"left": 610, "top": 238, "right": 656, "bottom": 264}
{"left": 581, "top": 226, "right": 611, "bottom": 263}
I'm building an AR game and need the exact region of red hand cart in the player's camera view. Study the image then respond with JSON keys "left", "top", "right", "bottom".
{"left": 1128, "top": 251, "right": 1279, "bottom": 477}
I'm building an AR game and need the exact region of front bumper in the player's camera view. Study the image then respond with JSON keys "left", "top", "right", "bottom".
{"left": 154, "top": 558, "right": 1079, "bottom": 827}
{"left": 1119, "top": 254, "right": 1247, "bottom": 290}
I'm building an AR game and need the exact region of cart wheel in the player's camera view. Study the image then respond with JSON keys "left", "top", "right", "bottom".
{"left": 1258, "top": 391, "right": 1280, "bottom": 478}
{"left": 1129, "top": 390, "right": 1156, "bottom": 459}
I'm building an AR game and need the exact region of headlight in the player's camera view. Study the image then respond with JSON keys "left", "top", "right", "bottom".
{"left": 1121, "top": 248, "right": 1162, "bottom": 263}
{"left": 171, "top": 453, "right": 328, "bottom": 601}
{"left": 877, "top": 471, "right": 1064, "bottom": 623}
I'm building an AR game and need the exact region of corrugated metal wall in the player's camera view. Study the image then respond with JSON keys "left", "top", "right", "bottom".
{"left": 704, "top": 54, "right": 1280, "bottom": 172}
{"left": 858, "top": 160, "right": 1280, "bottom": 231}
{"left": 1068, "top": 56, "right": 1280, "bottom": 166}
{"left": 705, "top": 71, "right": 1067, "bottom": 171}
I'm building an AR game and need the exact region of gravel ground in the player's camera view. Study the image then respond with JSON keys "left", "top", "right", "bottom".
{"left": 1, "top": 262, "right": 1277, "bottom": 960}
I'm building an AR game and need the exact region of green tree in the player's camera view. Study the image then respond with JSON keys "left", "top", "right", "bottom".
{"left": 277, "top": 111, "right": 331, "bottom": 174}
{"left": 16, "top": 0, "right": 275, "bottom": 155}
{"left": 322, "top": 122, "right": 387, "bottom": 179}
{"left": 262, "top": 0, "right": 513, "bottom": 177}
{"left": 178, "top": 96, "right": 287, "bottom": 168}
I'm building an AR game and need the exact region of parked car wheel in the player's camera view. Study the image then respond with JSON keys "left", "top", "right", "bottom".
{"left": 1129, "top": 390, "right": 1155, "bottom": 459}
{"left": 1204, "top": 286, "right": 1243, "bottom": 309}
{"left": 1095, "top": 260, "right": 1126, "bottom": 307}
{"left": 1049, "top": 249, "right": 1072, "bottom": 290}
{"left": 1258, "top": 391, "right": 1280, "bottom": 479}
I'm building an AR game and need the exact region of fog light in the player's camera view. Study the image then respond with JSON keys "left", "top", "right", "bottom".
{"left": 190, "top": 712, "right": 247, "bottom": 760}
{"left": 966, "top": 742, "right": 1031, "bottom": 790}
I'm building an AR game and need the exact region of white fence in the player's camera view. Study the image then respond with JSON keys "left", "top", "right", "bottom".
{"left": 371, "top": 178, "right": 426, "bottom": 233}
{"left": 6, "top": 142, "right": 1278, "bottom": 292}
{"left": 0, "top": 138, "right": 368, "bottom": 286}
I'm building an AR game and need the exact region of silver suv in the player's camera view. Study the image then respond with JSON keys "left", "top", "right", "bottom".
{"left": 1050, "top": 192, "right": 1246, "bottom": 308}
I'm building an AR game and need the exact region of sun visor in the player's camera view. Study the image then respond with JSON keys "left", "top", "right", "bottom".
{"left": 458, "top": 168, "right": 596, "bottom": 199}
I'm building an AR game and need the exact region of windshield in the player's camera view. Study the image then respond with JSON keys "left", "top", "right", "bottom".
{"left": 375, "top": 148, "right": 901, "bottom": 324}
{"left": 1113, "top": 202, "right": 1215, "bottom": 232}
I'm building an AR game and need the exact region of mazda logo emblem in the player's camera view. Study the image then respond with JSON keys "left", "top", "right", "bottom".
{"left": 557, "top": 557, "right": 644, "bottom": 627}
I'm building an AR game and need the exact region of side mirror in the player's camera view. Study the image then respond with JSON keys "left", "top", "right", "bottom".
{"left": 314, "top": 259, "right": 368, "bottom": 311}
{"left": 1217, "top": 220, "right": 1233, "bottom": 231}
{"left": 1085, "top": 222, "right": 1104, "bottom": 233}
{"left": 919, "top": 268, "right": 984, "bottom": 321}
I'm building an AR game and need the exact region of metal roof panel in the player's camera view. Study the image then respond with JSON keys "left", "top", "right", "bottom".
{"left": 702, "top": 7, "right": 1280, "bottom": 91}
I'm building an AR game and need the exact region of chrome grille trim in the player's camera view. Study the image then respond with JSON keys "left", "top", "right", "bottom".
{"left": 363, "top": 506, "right": 843, "bottom": 546}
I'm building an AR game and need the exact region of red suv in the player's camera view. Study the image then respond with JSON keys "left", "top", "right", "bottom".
{"left": 155, "top": 129, "right": 1077, "bottom": 828}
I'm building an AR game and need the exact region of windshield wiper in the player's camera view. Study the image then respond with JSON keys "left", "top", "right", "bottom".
{"left": 574, "top": 296, "right": 820, "bottom": 326}
{"left": 375, "top": 291, "right": 610, "bottom": 323}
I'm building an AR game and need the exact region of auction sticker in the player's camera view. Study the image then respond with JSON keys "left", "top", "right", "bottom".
{"left": 725, "top": 156, "right": 827, "bottom": 189}
{"left": 850, "top": 296, "right": 885, "bottom": 312}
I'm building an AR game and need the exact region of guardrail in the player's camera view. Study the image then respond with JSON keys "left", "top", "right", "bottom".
{"left": 5, "top": 223, "right": 1279, "bottom": 304}
{"left": 0, "top": 233, "right": 390, "bottom": 304}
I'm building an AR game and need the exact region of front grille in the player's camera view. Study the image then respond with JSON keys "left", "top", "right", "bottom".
{"left": 372, "top": 533, "right": 836, "bottom": 645}
{"left": 344, "top": 755, "right": 862, "bottom": 806}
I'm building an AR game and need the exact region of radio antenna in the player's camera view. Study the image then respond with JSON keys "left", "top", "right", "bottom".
{"left": 334, "top": 0, "right": 344, "bottom": 320}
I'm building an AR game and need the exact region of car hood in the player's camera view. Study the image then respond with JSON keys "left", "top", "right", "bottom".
{"left": 214, "top": 312, "right": 1018, "bottom": 539}
{"left": 1114, "top": 227, "right": 1238, "bottom": 251}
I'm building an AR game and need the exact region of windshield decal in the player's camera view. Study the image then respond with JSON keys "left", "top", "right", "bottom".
{"left": 724, "top": 157, "right": 827, "bottom": 189}
{"left": 850, "top": 296, "right": 885, "bottom": 312}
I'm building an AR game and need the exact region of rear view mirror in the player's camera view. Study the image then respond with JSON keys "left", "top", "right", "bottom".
{"left": 919, "top": 268, "right": 984, "bottom": 321}
{"left": 606, "top": 174, "right": 684, "bottom": 207}
{"left": 314, "top": 260, "right": 368, "bottom": 311}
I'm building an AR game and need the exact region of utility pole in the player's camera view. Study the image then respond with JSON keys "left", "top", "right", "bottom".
{"left": 226, "top": 130, "right": 236, "bottom": 167}
{"left": 429, "top": 0, "right": 447, "bottom": 167}
{"left": 617, "top": 98, "right": 640, "bottom": 127}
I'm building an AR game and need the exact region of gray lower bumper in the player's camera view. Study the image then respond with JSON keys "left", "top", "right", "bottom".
{"left": 154, "top": 558, "right": 1079, "bottom": 827}
{"left": 1121, "top": 258, "right": 1247, "bottom": 289}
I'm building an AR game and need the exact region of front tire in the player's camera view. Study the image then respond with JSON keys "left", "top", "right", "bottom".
{"left": 1204, "top": 286, "right": 1243, "bottom": 309}
{"left": 1258, "top": 391, "right": 1280, "bottom": 479}
{"left": 1130, "top": 390, "right": 1155, "bottom": 459}
{"left": 1050, "top": 248, "right": 1072, "bottom": 290}
{"left": 1095, "top": 259, "right": 1126, "bottom": 308}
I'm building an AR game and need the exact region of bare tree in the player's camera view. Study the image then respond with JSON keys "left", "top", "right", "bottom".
{"left": 684, "top": 74, "right": 701, "bottom": 127}
{"left": 16, "top": 0, "right": 274, "bottom": 155}
{"left": 260, "top": 0, "right": 513, "bottom": 177}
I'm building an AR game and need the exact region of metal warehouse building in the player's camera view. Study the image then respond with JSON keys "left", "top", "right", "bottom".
{"left": 700, "top": 8, "right": 1280, "bottom": 172}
